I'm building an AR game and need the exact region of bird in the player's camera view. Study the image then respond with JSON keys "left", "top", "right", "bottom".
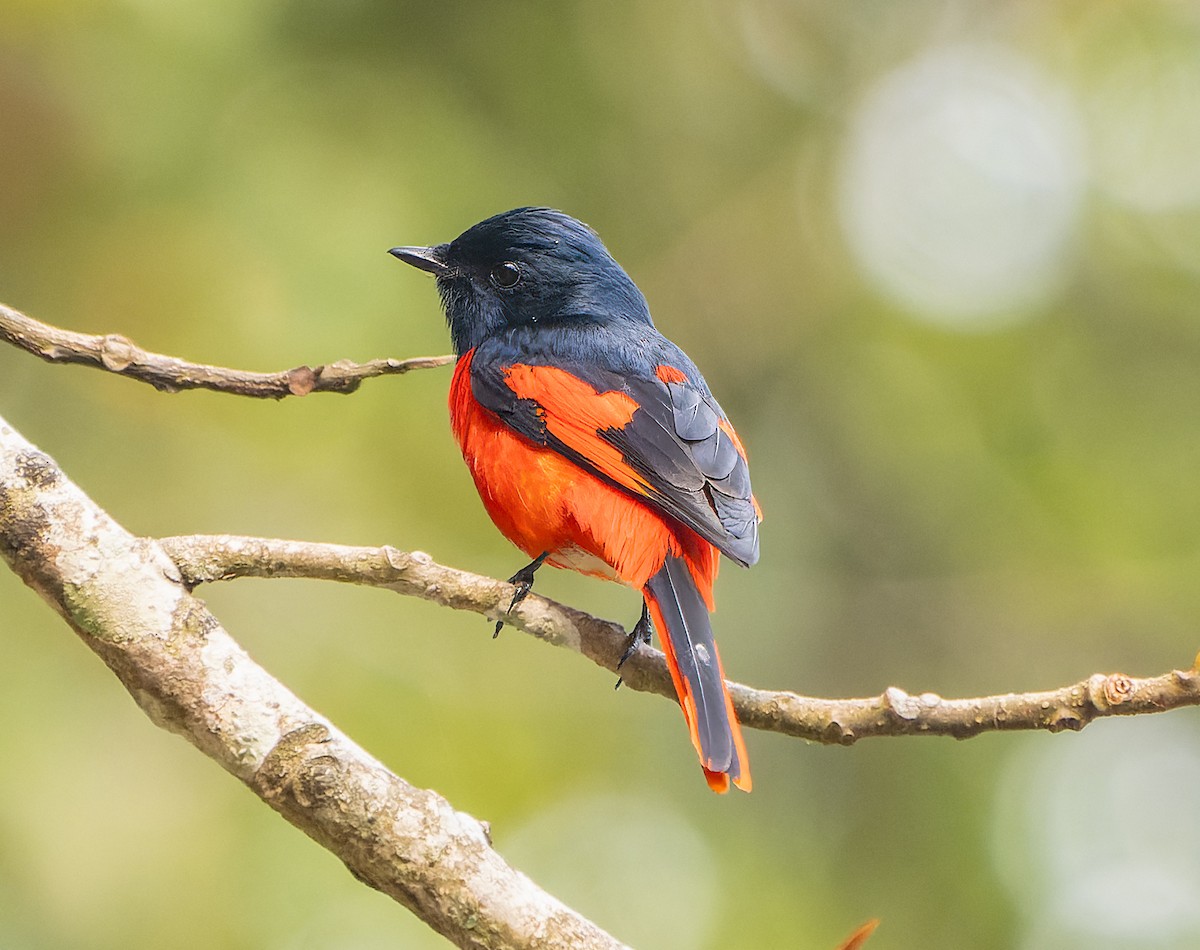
{"left": 389, "top": 207, "right": 760, "bottom": 792}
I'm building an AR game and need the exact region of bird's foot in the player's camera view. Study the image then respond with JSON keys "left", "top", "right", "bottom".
{"left": 614, "top": 602, "right": 653, "bottom": 689}
{"left": 494, "top": 552, "right": 550, "bottom": 638}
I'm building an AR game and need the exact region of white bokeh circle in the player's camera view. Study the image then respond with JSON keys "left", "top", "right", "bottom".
{"left": 838, "top": 44, "right": 1086, "bottom": 328}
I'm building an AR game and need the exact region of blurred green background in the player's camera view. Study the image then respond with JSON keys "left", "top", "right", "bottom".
{"left": 3, "top": 2, "right": 1200, "bottom": 948}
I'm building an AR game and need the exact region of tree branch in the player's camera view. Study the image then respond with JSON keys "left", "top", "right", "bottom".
{"left": 5, "top": 299, "right": 1198, "bottom": 949}
{"left": 158, "top": 534, "right": 1200, "bottom": 746}
{"left": 4, "top": 301, "right": 1198, "bottom": 743}
{"left": 0, "top": 301, "right": 453, "bottom": 397}
{"left": 0, "top": 414, "right": 626, "bottom": 950}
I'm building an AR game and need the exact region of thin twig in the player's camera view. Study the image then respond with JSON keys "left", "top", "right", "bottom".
{"left": 0, "top": 301, "right": 453, "bottom": 397}
{"left": 159, "top": 534, "right": 1200, "bottom": 746}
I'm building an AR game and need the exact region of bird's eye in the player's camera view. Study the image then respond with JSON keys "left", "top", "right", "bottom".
{"left": 489, "top": 261, "right": 521, "bottom": 289}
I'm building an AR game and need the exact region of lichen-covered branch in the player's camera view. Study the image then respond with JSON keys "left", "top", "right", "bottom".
{"left": 159, "top": 534, "right": 1200, "bottom": 746}
{"left": 0, "top": 414, "right": 627, "bottom": 950}
{"left": 0, "top": 301, "right": 453, "bottom": 397}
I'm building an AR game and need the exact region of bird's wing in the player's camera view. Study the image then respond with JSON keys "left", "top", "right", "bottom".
{"left": 470, "top": 354, "right": 760, "bottom": 567}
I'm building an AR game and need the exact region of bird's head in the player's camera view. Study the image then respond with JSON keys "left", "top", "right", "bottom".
{"left": 390, "top": 207, "right": 652, "bottom": 355}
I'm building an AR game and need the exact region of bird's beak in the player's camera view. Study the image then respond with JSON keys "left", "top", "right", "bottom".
{"left": 388, "top": 244, "right": 451, "bottom": 276}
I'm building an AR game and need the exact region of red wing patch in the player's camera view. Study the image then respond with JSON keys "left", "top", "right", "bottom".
{"left": 655, "top": 364, "right": 688, "bottom": 385}
{"left": 502, "top": 364, "right": 654, "bottom": 498}
{"left": 504, "top": 364, "right": 638, "bottom": 430}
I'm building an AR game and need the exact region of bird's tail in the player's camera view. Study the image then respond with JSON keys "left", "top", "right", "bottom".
{"left": 643, "top": 553, "right": 751, "bottom": 793}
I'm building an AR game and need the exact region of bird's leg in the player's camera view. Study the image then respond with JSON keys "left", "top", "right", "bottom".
{"left": 618, "top": 601, "right": 653, "bottom": 667}
{"left": 494, "top": 551, "right": 550, "bottom": 638}
{"left": 614, "top": 600, "right": 653, "bottom": 690}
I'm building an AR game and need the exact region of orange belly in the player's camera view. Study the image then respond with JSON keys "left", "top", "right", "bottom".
{"left": 448, "top": 352, "right": 716, "bottom": 596}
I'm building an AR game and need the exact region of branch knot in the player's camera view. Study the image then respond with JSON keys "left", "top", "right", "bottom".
{"left": 99, "top": 334, "right": 136, "bottom": 372}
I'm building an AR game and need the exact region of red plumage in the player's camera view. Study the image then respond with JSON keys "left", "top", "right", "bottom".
{"left": 449, "top": 351, "right": 752, "bottom": 792}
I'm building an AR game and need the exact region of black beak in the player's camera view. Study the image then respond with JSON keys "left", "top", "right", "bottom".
{"left": 388, "top": 244, "right": 450, "bottom": 276}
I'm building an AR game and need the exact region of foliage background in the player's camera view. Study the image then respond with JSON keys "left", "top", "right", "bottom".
{"left": 3, "top": 2, "right": 1200, "bottom": 948}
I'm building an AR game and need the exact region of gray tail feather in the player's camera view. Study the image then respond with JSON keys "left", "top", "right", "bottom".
{"left": 645, "top": 553, "right": 737, "bottom": 776}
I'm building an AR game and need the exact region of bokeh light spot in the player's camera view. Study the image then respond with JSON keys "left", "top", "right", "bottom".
{"left": 993, "top": 717, "right": 1200, "bottom": 948}
{"left": 837, "top": 43, "right": 1086, "bottom": 328}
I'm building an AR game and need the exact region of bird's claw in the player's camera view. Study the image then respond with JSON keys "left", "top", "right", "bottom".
{"left": 614, "top": 602, "right": 653, "bottom": 689}
{"left": 493, "top": 552, "right": 549, "bottom": 638}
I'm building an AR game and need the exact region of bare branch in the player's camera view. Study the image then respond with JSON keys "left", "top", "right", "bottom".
{"left": 5, "top": 295, "right": 1199, "bottom": 950}
{"left": 0, "top": 301, "right": 453, "bottom": 397}
{"left": 159, "top": 533, "right": 653, "bottom": 688}
{"left": 0, "top": 414, "right": 627, "bottom": 950}
{"left": 159, "top": 534, "right": 1200, "bottom": 746}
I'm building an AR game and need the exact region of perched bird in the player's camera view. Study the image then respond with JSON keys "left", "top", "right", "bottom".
{"left": 390, "top": 208, "right": 760, "bottom": 792}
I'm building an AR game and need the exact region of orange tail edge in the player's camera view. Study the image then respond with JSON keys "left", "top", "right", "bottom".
{"left": 644, "top": 588, "right": 752, "bottom": 794}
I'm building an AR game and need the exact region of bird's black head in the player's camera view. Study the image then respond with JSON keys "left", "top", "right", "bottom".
{"left": 390, "top": 207, "right": 652, "bottom": 355}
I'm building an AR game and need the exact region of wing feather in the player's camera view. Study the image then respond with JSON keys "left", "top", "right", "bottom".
{"left": 472, "top": 357, "right": 760, "bottom": 566}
